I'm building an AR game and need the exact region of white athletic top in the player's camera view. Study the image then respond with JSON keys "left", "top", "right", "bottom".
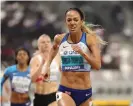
{"left": 28, "top": 54, "right": 60, "bottom": 101}
{"left": 37, "top": 54, "right": 59, "bottom": 81}
{"left": 59, "top": 32, "right": 91, "bottom": 72}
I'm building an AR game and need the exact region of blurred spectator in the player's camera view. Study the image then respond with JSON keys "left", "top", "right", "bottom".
{"left": 1, "top": 1, "right": 133, "bottom": 73}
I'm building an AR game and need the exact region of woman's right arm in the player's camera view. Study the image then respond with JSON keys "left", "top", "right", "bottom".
{"left": 45, "top": 34, "right": 62, "bottom": 67}
{"left": 0, "top": 68, "right": 10, "bottom": 96}
{"left": 43, "top": 34, "right": 63, "bottom": 76}
{"left": 30, "top": 56, "right": 44, "bottom": 82}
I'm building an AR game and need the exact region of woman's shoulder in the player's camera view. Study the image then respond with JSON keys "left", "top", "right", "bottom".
{"left": 30, "top": 54, "right": 42, "bottom": 65}
{"left": 4, "top": 65, "right": 16, "bottom": 74}
{"left": 54, "top": 33, "right": 66, "bottom": 39}
{"left": 86, "top": 33, "right": 97, "bottom": 45}
{"left": 54, "top": 33, "right": 67, "bottom": 44}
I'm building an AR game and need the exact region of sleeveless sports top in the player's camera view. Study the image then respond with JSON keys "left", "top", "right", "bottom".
{"left": 59, "top": 32, "right": 91, "bottom": 72}
{"left": 37, "top": 54, "right": 59, "bottom": 81}
{"left": 1, "top": 65, "right": 31, "bottom": 94}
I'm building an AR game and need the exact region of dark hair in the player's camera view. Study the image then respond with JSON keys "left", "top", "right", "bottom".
{"left": 65, "top": 8, "right": 107, "bottom": 45}
{"left": 65, "top": 8, "right": 85, "bottom": 20}
{"left": 15, "top": 47, "right": 31, "bottom": 65}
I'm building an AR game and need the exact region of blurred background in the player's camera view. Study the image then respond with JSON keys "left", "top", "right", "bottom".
{"left": 1, "top": 1, "right": 133, "bottom": 106}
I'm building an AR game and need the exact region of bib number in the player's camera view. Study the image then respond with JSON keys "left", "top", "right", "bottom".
{"left": 61, "top": 55, "right": 84, "bottom": 71}
{"left": 12, "top": 76, "right": 31, "bottom": 93}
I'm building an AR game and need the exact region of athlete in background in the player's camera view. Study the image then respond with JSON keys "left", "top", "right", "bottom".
{"left": 30, "top": 34, "right": 60, "bottom": 106}
{"left": 0, "top": 48, "right": 31, "bottom": 106}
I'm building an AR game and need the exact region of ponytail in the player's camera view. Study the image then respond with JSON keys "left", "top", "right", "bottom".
{"left": 65, "top": 8, "right": 107, "bottom": 45}
{"left": 81, "top": 21, "right": 107, "bottom": 45}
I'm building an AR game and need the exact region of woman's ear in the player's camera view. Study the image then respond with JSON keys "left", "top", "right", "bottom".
{"left": 81, "top": 20, "right": 84, "bottom": 28}
{"left": 81, "top": 20, "right": 84, "bottom": 24}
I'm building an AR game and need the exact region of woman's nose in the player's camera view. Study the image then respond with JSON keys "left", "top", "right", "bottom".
{"left": 70, "top": 20, "right": 75, "bottom": 25}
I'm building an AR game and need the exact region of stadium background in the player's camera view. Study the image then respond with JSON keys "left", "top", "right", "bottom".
{"left": 1, "top": 1, "right": 133, "bottom": 106}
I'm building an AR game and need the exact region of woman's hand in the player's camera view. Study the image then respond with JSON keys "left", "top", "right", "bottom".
{"left": 71, "top": 44, "right": 84, "bottom": 55}
{"left": 41, "top": 64, "right": 51, "bottom": 82}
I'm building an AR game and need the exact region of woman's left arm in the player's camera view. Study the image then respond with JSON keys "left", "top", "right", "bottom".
{"left": 72, "top": 35, "right": 101, "bottom": 70}
{"left": 83, "top": 35, "right": 101, "bottom": 70}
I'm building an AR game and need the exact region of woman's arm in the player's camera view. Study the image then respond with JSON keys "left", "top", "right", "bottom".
{"left": 45, "top": 34, "right": 63, "bottom": 67}
{"left": 30, "top": 56, "right": 44, "bottom": 82}
{"left": 0, "top": 68, "right": 10, "bottom": 96}
{"left": 43, "top": 34, "right": 64, "bottom": 77}
{"left": 72, "top": 35, "right": 101, "bottom": 70}
{"left": 84, "top": 35, "right": 101, "bottom": 70}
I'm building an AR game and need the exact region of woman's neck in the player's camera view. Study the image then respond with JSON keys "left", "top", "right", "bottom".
{"left": 38, "top": 50, "right": 49, "bottom": 61}
{"left": 42, "top": 51, "right": 49, "bottom": 58}
{"left": 17, "top": 64, "right": 28, "bottom": 72}
{"left": 69, "top": 30, "right": 82, "bottom": 43}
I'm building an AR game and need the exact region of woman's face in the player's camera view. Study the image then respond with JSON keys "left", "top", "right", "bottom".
{"left": 65, "top": 10, "right": 83, "bottom": 33}
{"left": 38, "top": 36, "right": 52, "bottom": 52}
{"left": 16, "top": 50, "right": 29, "bottom": 65}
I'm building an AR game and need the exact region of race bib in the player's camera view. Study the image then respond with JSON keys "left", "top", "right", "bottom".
{"left": 61, "top": 55, "right": 84, "bottom": 71}
{"left": 12, "top": 76, "right": 31, "bottom": 93}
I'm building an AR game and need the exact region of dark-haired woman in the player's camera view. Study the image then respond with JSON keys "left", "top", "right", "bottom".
{"left": 43, "top": 8, "right": 106, "bottom": 106}
{"left": 0, "top": 48, "right": 31, "bottom": 106}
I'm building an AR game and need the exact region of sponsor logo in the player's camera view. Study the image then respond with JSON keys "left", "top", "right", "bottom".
{"left": 63, "top": 46, "right": 68, "bottom": 48}
{"left": 86, "top": 93, "right": 91, "bottom": 96}
{"left": 64, "top": 66, "right": 81, "bottom": 70}
{"left": 65, "top": 91, "right": 71, "bottom": 95}
{"left": 63, "top": 51, "right": 79, "bottom": 55}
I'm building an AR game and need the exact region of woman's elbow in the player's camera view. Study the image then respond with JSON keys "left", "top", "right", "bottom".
{"left": 30, "top": 74, "right": 37, "bottom": 82}
{"left": 95, "top": 65, "right": 101, "bottom": 70}
{"left": 93, "top": 63, "right": 101, "bottom": 70}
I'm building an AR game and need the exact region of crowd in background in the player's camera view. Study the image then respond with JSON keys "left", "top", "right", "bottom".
{"left": 1, "top": 1, "right": 133, "bottom": 76}
{"left": 1, "top": 1, "right": 133, "bottom": 102}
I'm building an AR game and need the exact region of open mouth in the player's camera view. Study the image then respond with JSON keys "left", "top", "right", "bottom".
{"left": 70, "top": 27, "right": 76, "bottom": 31}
